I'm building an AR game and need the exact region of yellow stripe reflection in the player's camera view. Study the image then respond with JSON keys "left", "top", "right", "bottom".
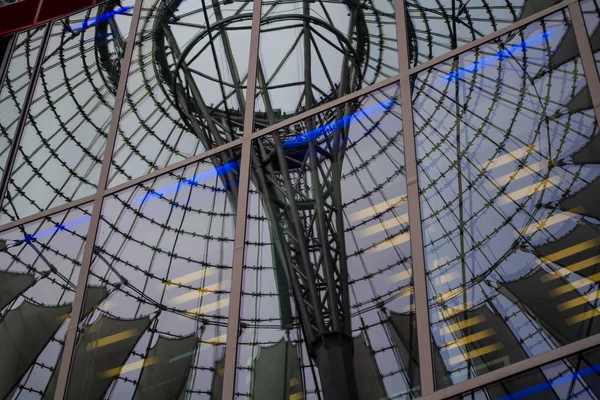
{"left": 444, "top": 329, "right": 496, "bottom": 350}
{"left": 438, "top": 305, "right": 469, "bottom": 320}
{"left": 387, "top": 270, "right": 412, "bottom": 284}
{"left": 169, "top": 281, "right": 227, "bottom": 305}
{"left": 448, "top": 343, "right": 503, "bottom": 365}
{"left": 479, "top": 146, "right": 532, "bottom": 172}
{"left": 498, "top": 177, "right": 560, "bottom": 205}
{"left": 393, "top": 286, "right": 414, "bottom": 300}
{"left": 542, "top": 255, "right": 600, "bottom": 282}
{"left": 86, "top": 329, "right": 138, "bottom": 352}
{"left": 186, "top": 298, "right": 230, "bottom": 316}
{"left": 550, "top": 272, "right": 600, "bottom": 297}
{"left": 494, "top": 161, "right": 545, "bottom": 186}
{"left": 541, "top": 238, "right": 600, "bottom": 265}
{"left": 521, "top": 211, "right": 575, "bottom": 236}
{"left": 566, "top": 309, "right": 600, "bottom": 325}
{"left": 290, "top": 378, "right": 300, "bottom": 387}
{"left": 290, "top": 393, "right": 305, "bottom": 400}
{"left": 165, "top": 268, "right": 217, "bottom": 287}
{"left": 437, "top": 272, "right": 459, "bottom": 285}
{"left": 440, "top": 315, "right": 485, "bottom": 335}
{"left": 359, "top": 213, "right": 408, "bottom": 237}
{"left": 349, "top": 196, "right": 407, "bottom": 222}
{"left": 99, "top": 356, "right": 159, "bottom": 378}
{"left": 369, "top": 233, "right": 410, "bottom": 253}
{"left": 434, "top": 287, "right": 463, "bottom": 303}
{"left": 205, "top": 333, "right": 228, "bottom": 345}
{"left": 557, "top": 290, "right": 600, "bottom": 311}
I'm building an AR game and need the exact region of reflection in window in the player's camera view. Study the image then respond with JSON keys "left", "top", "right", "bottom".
{"left": 0, "top": 205, "right": 92, "bottom": 399}
{"left": 458, "top": 346, "right": 600, "bottom": 399}
{"left": 406, "top": 0, "right": 565, "bottom": 65}
{"left": 582, "top": 0, "right": 600, "bottom": 90}
{"left": 108, "top": 0, "right": 253, "bottom": 187}
{"left": 0, "top": 27, "right": 45, "bottom": 193}
{"left": 237, "top": 83, "right": 421, "bottom": 399}
{"left": 253, "top": 0, "right": 400, "bottom": 130}
{"left": 66, "top": 149, "right": 240, "bottom": 399}
{"left": 414, "top": 8, "right": 600, "bottom": 389}
{"left": 0, "top": 2, "right": 135, "bottom": 225}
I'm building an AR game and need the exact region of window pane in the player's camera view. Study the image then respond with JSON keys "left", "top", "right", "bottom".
{"left": 0, "top": 27, "right": 45, "bottom": 196}
{"left": 414, "top": 8, "right": 600, "bottom": 389}
{"left": 66, "top": 147, "right": 240, "bottom": 399}
{"left": 0, "top": 204, "right": 92, "bottom": 399}
{"left": 108, "top": 0, "right": 253, "bottom": 187}
{"left": 238, "top": 83, "right": 419, "bottom": 399}
{"left": 0, "top": 4, "right": 135, "bottom": 224}
{"left": 581, "top": 0, "right": 600, "bottom": 85}
{"left": 253, "top": 0, "right": 399, "bottom": 131}
{"left": 459, "top": 346, "right": 600, "bottom": 399}
{"left": 405, "top": 0, "right": 567, "bottom": 65}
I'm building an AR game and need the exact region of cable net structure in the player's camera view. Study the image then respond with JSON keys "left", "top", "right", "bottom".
{"left": 1, "top": 0, "right": 600, "bottom": 400}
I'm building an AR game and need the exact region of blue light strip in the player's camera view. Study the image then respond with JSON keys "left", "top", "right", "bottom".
{"left": 498, "top": 362, "right": 600, "bottom": 400}
{"left": 22, "top": 215, "right": 91, "bottom": 243}
{"left": 17, "top": 99, "right": 397, "bottom": 243}
{"left": 282, "top": 99, "right": 396, "bottom": 149}
{"left": 132, "top": 160, "right": 240, "bottom": 206}
{"left": 69, "top": 6, "right": 133, "bottom": 33}
{"left": 442, "top": 31, "right": 552, "bottom": 82}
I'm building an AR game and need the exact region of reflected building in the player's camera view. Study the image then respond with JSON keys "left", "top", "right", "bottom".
{"left": 2, "top": 0, "right": 600, "bottom": 400}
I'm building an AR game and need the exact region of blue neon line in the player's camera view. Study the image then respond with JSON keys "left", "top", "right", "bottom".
{"left": 133, "top": 160, "right": 240, "bottom": 206}
{"left": 282, "top": 99, "right": 396, "bottom": 149}
{"left": 69, "top": 6, "right": 133, "bottom": 33}
{"left": 19, "top": 99, "right": 396, "bottom": 243}
{"left": 442, "top": 31, "right": 552, "bottom": 82}
{"left": 23, "top": 215, "right": 92, "bottom": 243}
{"left": 498, "top": 362, "right": 600, "bottom": 400}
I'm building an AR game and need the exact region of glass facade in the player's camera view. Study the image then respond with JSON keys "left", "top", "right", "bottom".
{"left": 0, "top": 1, "right": 600, "bottom": 400}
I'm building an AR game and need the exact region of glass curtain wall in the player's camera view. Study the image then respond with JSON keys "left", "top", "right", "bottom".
{"left": 1, "top": 0, "right": 600, "bottom": 399}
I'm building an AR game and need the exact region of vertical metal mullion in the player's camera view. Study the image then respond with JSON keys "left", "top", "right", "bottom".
{"left": 221, "top": 0, "right": 262, "bottom": 398}
{"left": 0, "top": 23, "right": 51, "bottom": 217}
{"left": 52, "top": 0, "right": 144, "bottom": 398}
{"left": 396, "top": 0, "right": 435, "bottom": 395}
{"left": 0, "top": 34, "right": 16, "bottom": 90}
{"left": 570, "top": 0, "right": 600, "bottom": 126}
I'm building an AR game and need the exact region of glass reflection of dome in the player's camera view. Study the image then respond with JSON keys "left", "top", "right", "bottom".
{"left": 2, "top": 0, "right": 600, "bottom": 399}
{"left": 414, "top": 10, "right": 600, "bottom": 386}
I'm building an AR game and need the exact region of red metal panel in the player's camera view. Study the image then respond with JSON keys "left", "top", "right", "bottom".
{"left": 37, "top": 0, "right": 96, "bottom": 21}
{"left": 0, "top": 0, "right": 39, "bottom": 36}
{"left": 0, "top": 0, "right": 98, "bottom": 36}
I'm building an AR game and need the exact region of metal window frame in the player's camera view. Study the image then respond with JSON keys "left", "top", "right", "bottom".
{"left": 0, "top": 0, "right": 599, "bottom": 399}
{"left": 51, "top": 0, "right": 144, "bottom": 397}
{"left": 221, "top": 0, "right": 262, "bottom": 398}
{"left": 0, "top": 33, "right": 16, "bottom": 89}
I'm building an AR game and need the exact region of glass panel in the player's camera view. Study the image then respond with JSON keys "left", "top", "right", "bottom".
{"left": 253, "top": 0, "right": 398, "bottom": 131}
{"left": 405, "top": 0, "right": 567, "bottom": 65}
{"left": 66, "top": 147, "right": 240, "bottom": 399}
{"left": 238, "top": 83, "right": 420, "bottom": 399}
{"left": 581, "top": 0, "right": 600, "bottom": 80}
{"left": 0, "top": 27, "right": 45, "bottom": 192}
{"left": 0, "top": 204, "right": 92, "bottom": 399}
{"left": 0, "top": 3, "right": 135, "bottom": 224}
{"left": 108, "top": 0, "right": 253, "bottom": 187}
{"left": 458, "top": 346, "right": 600, "bottom": 399}
{"left": 413, "top": 8, "right": 600, "bottom": 389}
